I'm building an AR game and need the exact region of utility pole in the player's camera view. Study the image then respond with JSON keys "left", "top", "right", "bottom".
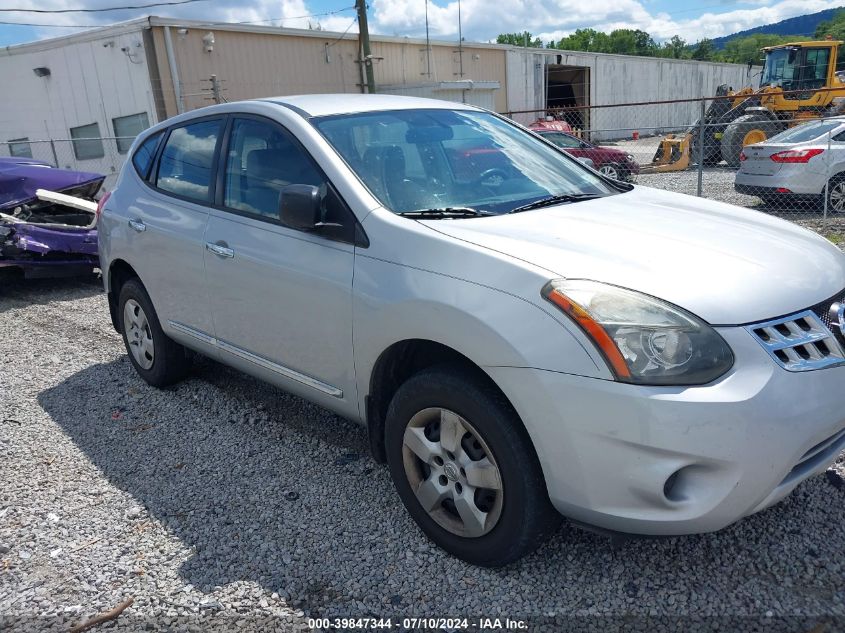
{"left": 457, "top": 0, "right": 463, "bottom": 77}
{"left": 424, "top": 0, "right": 431, "bottom": 78}
{"left": 356, "top": 0, "right": 376, "bottom": 94}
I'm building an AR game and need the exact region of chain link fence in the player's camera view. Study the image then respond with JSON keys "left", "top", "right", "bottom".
{"left": 0, "top": 136, "right": 130, "bottom": 192}
{"left": 5, "top": 95, "right": 845, "bottom": 244}
{"left": 507, "top": 92, "right": 845, "bottom": 245}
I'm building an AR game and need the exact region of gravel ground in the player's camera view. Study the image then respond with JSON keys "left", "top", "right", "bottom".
{"left": 1, "top": 270, "right": 845, "bottom": 632}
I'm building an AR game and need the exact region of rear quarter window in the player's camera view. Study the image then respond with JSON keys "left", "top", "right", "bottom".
{"left": 132, "top": 132, "right": 163, "bottom": 180}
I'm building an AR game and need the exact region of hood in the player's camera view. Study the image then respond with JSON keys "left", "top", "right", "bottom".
{"left": 0, "top": 159, "right": 104, "bottom": 210}
{"left": 424, "top": 186, "right": 845, "bottom": 325}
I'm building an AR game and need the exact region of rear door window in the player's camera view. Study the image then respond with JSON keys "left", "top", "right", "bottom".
{"left": 156, "top": 119, "right": 222, "bottom": 202}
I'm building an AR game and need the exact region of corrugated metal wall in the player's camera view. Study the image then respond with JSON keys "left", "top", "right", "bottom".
{"left": 150, "top": 26, "right": 508, "bottom": 116}
{"left": 0, "top": 23, "right": 157, "bottom": 183}
{"left": 506, "top": 48, "right": 762, "bottom": 140}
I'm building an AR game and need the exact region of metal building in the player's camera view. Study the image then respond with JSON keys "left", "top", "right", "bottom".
{"left": 0, "top": 15, "right": 757, "bottom": 178}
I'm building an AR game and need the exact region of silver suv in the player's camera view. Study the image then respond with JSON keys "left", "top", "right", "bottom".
{"left": 100, "top": 95, "right": 845, "bottom": 566}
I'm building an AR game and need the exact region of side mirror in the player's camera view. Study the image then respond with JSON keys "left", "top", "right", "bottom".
{"left": 576, "top": 157, "right": 595, "bottom": 169}
{"left": 279, "top": 184, "right": 321, "bottom": 230}
{"left": 580, "top": 141, "right": 590, "bottom": 149}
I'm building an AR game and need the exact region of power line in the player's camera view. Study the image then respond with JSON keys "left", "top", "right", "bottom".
{"left": 0, "top": 0, "right": 209, "bottom": 13}
{"left": 325, "top": 17, "right": 358, "bottom": 47}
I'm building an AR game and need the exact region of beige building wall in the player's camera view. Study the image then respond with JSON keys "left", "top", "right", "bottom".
{"left": 149, "top": 24, "right": 507, "bottom": 117}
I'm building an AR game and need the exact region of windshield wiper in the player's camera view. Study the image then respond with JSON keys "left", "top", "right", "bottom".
{"left": 396, "top": 207, "right": 494, "bottom": 219}
{"left": 508, "top": 193, "right": 604, "bottom": 214}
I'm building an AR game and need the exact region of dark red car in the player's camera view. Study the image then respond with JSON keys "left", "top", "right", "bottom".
{"left": 533, "top": 130, "right": 640, "bottom": 182}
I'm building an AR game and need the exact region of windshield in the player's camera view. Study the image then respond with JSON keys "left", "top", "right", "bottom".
{"left": 313, "top": 109, "right": 617, "bottom": 215}
{"left": 767, "top": 119, "right": 844, "bottom": 144}
{"left": 539, "top": 131, "right": 584, "bottom": 148}
{"left": 761, "top": 49, "right": 798, "bottom": 87}
{"left": 761, "top": 47, "right": 830, "bottom": 91}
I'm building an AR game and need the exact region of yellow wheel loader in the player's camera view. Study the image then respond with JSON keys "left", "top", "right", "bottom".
{"left": 645, "top": 40, "right": 845, "bottom": 173}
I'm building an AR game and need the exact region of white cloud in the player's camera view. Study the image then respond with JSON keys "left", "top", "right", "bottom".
{"left": 17, "top": 0, "right": 845, "bottom": 45}
{"left": 368, "top": 0, "right": 843, "bottom": 44}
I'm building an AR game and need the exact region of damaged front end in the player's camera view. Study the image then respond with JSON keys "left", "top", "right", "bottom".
{"left": 0, "top": 158, "right": 104, "bottom": 278}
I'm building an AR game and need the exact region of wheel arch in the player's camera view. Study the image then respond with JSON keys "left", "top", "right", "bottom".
{"left": 106, "top": 259, "right": 141, "bottom": 332}
{"left": 366, "top": 338, "right": 518, "bottom": 464}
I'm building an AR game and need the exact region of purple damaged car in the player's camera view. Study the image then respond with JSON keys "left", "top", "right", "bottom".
{"left": 0, "top": 157, "right": 104, "bottom": 278}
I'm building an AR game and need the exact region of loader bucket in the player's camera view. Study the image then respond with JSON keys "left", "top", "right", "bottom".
{"left": 640, "top": 133, "right": 692, "bottom": 173}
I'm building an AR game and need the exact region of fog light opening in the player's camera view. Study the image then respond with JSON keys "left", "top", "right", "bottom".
{"left": 663, "top": 468, "right": 687, "bottom": 503}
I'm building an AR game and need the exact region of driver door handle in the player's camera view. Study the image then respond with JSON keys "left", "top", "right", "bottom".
{"left": 206, "top": 241, "right": 235, "bottom": 258}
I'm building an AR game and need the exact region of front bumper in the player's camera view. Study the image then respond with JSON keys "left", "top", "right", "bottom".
{"left": 486, "top": 326, "right": 845, "bottom": 536}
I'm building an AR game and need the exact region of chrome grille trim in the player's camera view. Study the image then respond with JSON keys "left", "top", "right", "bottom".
{"left": 746, "top": 310, "right": 845, "bottom": 372}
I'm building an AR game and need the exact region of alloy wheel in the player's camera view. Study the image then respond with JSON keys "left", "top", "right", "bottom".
{"left": 598, "top": 165, "right": 619, "bottom": 180}
{"left": 123, "top": 299, "right": 155, "bottom": 370}
{"left": 401, "top": 407, "right": 503, "bottom": 538}
{"left": 829, "top": 181, "right": 845, "bottom": 213}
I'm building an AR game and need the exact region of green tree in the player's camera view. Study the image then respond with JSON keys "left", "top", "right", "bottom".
{"left": 815, "top": 10, "right": 845, "bottom": 41}
{"left": 718, "top": 33, "right": 799, "bottom": 64}
{"left": 606, "top": 29, "right": 658, "bottom": 56}
{"left": 691, "top": 38, "right": 716, "bottom": 61}
{"left": 496, "top": 31, "right": 543, "bottom": 47}
{"left": 553, "top": 27, "right": 657, "bottom": 56}
{"left": 554, "top": 28, "right": 609, "bottom": 52}
{"left": 658, "top": 35, "right": 688, "bottom": 59}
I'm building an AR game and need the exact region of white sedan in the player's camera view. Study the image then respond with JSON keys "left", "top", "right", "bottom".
{"left": 735, "top": 117, "right": 845, "bottom": 211}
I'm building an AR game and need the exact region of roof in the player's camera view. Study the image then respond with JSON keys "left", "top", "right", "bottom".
{"left": 263, "top": 94, "right": 478, "bottom": 117}
{"left": 762, "top": 40, "right": 844, "bottom": 51}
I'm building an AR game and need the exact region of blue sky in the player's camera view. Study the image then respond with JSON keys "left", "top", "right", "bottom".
{"left": 0, "top": 0, "right": 842, "bottom": 47}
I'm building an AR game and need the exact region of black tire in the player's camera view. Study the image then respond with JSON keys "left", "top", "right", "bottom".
{"left": 692, "top": 129, "right": 721, "bottom": 166}
{"left": 384, "top": 366, "right": 560, "bottom": 566}
{"left": 118, "top": 278, "right": 190, "bottom": 387}
{"left": 827, "top": 174, "right": 845, "bottom": 214}
{"left": 721, "top": 113, "right": 783, "bottom": 168}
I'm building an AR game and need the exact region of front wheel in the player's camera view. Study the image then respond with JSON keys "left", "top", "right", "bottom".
{"left": 385, "top": 366, "right": 560, "bottom": 566}
{"left": 598, "top": 163, "right": 621, "bottom": 180}
{"left": 721, "top": 113, "right": 783, "bottom": 168}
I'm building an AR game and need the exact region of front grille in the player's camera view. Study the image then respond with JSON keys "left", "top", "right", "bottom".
{"left": 746, "top": 310, "right": 845, "bottom": 371}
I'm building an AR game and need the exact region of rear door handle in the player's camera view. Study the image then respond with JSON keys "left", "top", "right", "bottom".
{"left": 128, "top": 219, "right": 146, "bottom": 232}
{"left": 205, "top": 241, "right": 235, "bottom": 258}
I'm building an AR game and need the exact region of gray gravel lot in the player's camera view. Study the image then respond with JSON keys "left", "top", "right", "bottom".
{"left": 1, "top": 272, "right": 845, "bottom": 632}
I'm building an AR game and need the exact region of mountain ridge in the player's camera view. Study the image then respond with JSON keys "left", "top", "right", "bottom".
{"left": 710, "top": 7, "right": 843, "bottom": 48}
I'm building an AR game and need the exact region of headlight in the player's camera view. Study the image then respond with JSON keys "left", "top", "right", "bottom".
{"left": 626, "top": 153, "right": 635, "bottom": 162}
{"left": 542, "top": 279, "right": 733, "bottom": 385}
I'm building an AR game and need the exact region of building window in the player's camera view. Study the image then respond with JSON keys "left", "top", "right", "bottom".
{"left": 69, "top": 123, "right": 105, "bottom": 160}
{"left": 8, "top": 138, "right": 32, "bottom": 158}
{"left": 113, "top": 112, "right": 150, "bottom": 154}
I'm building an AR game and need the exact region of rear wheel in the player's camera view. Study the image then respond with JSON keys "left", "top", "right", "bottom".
{"left": 385, "top": 366, "right": 560, "bottom": 566}
{"left": 118, "top": 278, "right": 190, "bottom": 387}
{"left": 721, "top": 113, "right": 783, "bottom": 168}
{"left": 827, "top": 174, "right": 845, "bottom": 213}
